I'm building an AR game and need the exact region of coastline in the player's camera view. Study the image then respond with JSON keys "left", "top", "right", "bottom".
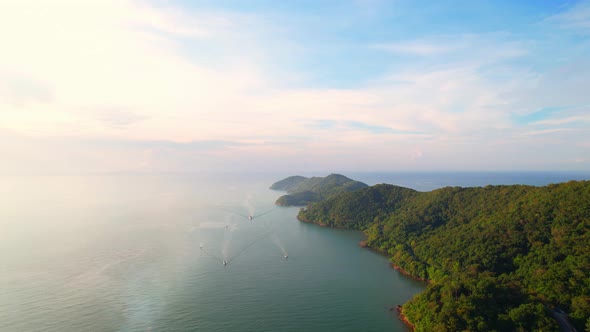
{"left": 390, "top": 263, "right": 430, "bottom": 283}
{"left": 283, "top": 177, "right": 590, "bottom": 331}
{"left": 356, "top": 241, "right": 430, "bottom": 283}
{"left": 360, "top": 242, "right": 427, "bottom": 330}
{"left": 297, "top": 214, "right": 337, "bottom": 228}
{"left": 396, "top": 306, "right": 415, "bottom": 332}
{"left": 358, "top": 243, "right": 428, "bottom": 330}
{"left": 298, "top": 214, "right": 427, "bottom": 330}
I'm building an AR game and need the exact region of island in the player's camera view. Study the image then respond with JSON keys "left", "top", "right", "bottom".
{"left": 270, "top": 174, "right": 368, "bottom": 206}
{"left": 281, "top": 177, "right": 590, "bottom": 331}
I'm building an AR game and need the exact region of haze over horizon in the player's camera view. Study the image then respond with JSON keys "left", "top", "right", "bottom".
{"left": 1, "top": 0, "right": 589, "bottom": 174}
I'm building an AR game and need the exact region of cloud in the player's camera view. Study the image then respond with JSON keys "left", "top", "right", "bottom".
{"left": 0, "top": 0, "right": 276, "bottom": 140}
{"left": 0, "top": 0, "right": 588, "bottom": 172}
{"left": 518, "top": 128, "right": 577, "bottom": 137}
{"left": 89, "top": 107, "right": 148, "bottom": 128}
{"left": 373, "top": 41, "right": 456, "bottom": 56}
{"left": 0, "top": 129, "right": 252, "bottom": 174}
{"left": 0, "top": 73, "right": 54, "bottom": 106}
{"left": 373, "top": 34, "right": 529, "bottom": 62}
{"left": 533, "top": 114, "right": 590, "bottom": 126}
{"left": 411, "top": 148, "right": 424, "bottom": 161}
{"left": 0, "top": 1, "right": 530, "bottom": 147}
{"left": 546, "top": 0, "right": 590, "bottom": 32}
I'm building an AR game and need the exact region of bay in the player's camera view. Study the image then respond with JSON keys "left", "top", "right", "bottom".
{"left": 2, "top": 171, "right": 588, "bottom": 331}
{"left": 0, "top": 174, "right": 421, "bottom": 332}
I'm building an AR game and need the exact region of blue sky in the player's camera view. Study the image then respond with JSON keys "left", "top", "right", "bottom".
{"left": 0, "top": 0, "right": 589, "bottom": 173}
{"left": 172, "top": 0, "right": 576, "bottom": 85}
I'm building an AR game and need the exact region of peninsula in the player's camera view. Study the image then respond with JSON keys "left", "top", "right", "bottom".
{"left": 284, "top": 176, "right": 590, "bottom": 331}
{"left": 270, "top": 174, "right": 368, "bottom": 206}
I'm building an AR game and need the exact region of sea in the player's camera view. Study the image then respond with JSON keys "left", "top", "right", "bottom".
{"left": 1, "top": 171, "right": 588, "bottom": 331}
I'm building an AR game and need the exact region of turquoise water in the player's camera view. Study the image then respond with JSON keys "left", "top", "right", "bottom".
{"left": 0, "top": 174, "right": 423, "bottom": 332}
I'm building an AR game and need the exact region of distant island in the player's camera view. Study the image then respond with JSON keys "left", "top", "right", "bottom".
{"left": 275, "top": 176, "right": 590, "bottom": 331}
{"left": 270, "top": 174, "right": 368, "bottom": 206}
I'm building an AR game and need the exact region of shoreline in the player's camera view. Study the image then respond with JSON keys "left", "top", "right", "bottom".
{"left": 390, "top": 263, "right": 430, "bottom": 283}
{"left": 357, "top": 241, "right": 428, "bottom": 330}
{"left": 284, "top": 178, "right": 590, "bottom": 332}
{"left": 395, "top": 306, "right": 416, "bottom": 332}
{"left": 356, "top": 241, "right": 430, "bottom": 284}
{"left": 299, "top": 215, "right": 427, "bottom": 330}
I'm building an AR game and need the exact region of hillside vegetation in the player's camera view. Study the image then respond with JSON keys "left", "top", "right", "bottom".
{"left": 270, "top": 174, "right": 368, "bottom": 206}
{"left": 269, "top": 175, "right": 308, "bottom": 191}
{"left": 298, "top": 181, "right": 590, "bottom": 331}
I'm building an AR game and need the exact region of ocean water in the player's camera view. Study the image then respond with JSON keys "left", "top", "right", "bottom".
{"left": 1, "top": 172, "right": 588, "bottom": 331}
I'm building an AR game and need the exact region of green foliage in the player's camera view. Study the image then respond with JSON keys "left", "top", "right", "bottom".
{"left": 299, "top": 180, "right": 590, "bottom": 331}
{"left": 271, "top": 174, "right": 368, "bottom": 206}
{"left": 275, "top": 191, "right": 319, "bottom": 206}
{"left": 269, "top": 175, "right": 308, "bottom": 191}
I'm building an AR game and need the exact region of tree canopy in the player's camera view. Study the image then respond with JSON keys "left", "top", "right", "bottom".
{"left": 299, "top": 181, "right": 590, "bottom": 331}
{"left": 271, "top": 174, "right": 368, "bottom": 206}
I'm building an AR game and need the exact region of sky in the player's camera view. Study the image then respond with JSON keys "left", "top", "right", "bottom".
{"left": 1, "top": 0, "right": 589, "bottom": 174}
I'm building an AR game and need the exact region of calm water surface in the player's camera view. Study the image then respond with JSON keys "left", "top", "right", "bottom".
{"left": 1, "top": 174, "right": 423, "bottom": 332}
{"left": 1, "top": 172, "right": 588, "bottom": 331}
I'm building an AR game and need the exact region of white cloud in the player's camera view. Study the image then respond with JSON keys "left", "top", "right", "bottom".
{"left": 0, "top": 0, "right": 274, "bottom": 141}
{"left": 518, "top": 128, "right": 576, "bottom": 137}
{"left": 0, "top": 73, "right": 54, "bottom": 106}
{"left": 546, "top": 0, "right": 590, "bottom": 32}
{"left": 0, "top": 1, "right": 530, "bottom": 146}
{"left": 373, "top": 34, "right": 529, "bottom": 61}
{"left": 0, "top": 0, "right": 588, "bottom": 173}
{"left": 532, "top": 114, "right": 590, "bottom": 126}
{"left": 373, "top": 41, "right": 456, "bottom": 56}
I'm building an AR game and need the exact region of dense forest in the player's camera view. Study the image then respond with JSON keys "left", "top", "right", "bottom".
{"left": 298, "top": 181, "right": 590, "bottom": 331}
{"left": 270, "top": 174, "right": 368, "bottom": 206}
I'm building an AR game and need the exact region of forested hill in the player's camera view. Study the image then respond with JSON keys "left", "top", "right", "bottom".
{"left": 298, "top": 181, "right": 590, "bottom": 331}
{"left": 270, "top": 174, "right": 368, "bottom": 206}
{"left": 269, "top": 175, "right": 308, "bottom": 191}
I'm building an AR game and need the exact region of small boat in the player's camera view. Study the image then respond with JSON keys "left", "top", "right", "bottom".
{"left": 248, "top": 216, "right": 253, "bottom": 220}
